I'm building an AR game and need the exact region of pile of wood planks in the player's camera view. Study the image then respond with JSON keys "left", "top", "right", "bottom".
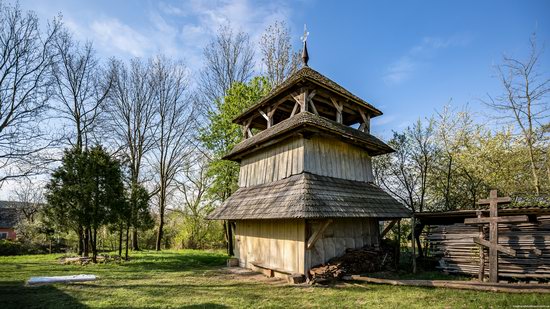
{"left": 309, "top": 244, "right": 395, "bottom": 283}
{"left": 426, "top": 215, "right": 550, "bottom": 280}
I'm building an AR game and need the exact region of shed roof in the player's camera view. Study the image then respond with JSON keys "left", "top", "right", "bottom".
{"left": 224, "top": 111, "right": 394, "bottom": 161}
{"left": 233, "top": 66, "right": 382, "bottom": 125}
{"left": 0, "top": 208, "right": 18, "bottom": 228}
{"left": 207, "top": 172, "right": 411, "bottom": 220}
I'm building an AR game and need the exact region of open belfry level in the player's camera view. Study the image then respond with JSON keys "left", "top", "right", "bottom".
{"left": 208, "top": 40, "right": 411, "bottom": 282}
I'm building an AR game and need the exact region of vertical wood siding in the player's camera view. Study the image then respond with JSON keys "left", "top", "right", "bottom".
{"left": 303, "top": 136, "right": 373, "bottom": 182}
{"left": 235, "top": 219, "right": 305, "bottom": 275}
{"left": 238, "top": 137, "right": 304, "bottom": 187}
{"left": 238, "top": 135, "right": 374, "bottom": 187}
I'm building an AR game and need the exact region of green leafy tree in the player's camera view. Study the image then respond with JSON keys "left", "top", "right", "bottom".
{"left": 200, "top": 77, "right": 271, "bottom": 201}
{"left": 45, "top": 146, "right": 126, "bottom": 262}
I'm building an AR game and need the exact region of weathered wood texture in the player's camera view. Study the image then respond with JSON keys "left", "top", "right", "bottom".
{"left": 238, "top": 137, "right": 304, "bottom": 187}
{"left": 426, "top": 216, "right": 550, "bottom": 280}
{"left": 307, "top": 218, "right": 379, "bottom": 269}
{"left": 303, "top": 136, "right": 373, "bottom": 182}
{"left": 238, "top": 135, "right": 373, "bottom": 187}
{"left": 235, "top": 219, "right": 305, "bottom": 275}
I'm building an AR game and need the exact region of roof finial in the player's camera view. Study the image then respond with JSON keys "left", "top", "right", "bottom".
{"left": 300, "top": 24, "right": 309, "bottom": 67}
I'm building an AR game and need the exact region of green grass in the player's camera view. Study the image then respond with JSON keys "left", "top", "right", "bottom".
{"left": 0, "top": 250, "right": 548, "bottom": 308}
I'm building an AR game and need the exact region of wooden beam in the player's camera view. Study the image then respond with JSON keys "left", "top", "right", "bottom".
{"left": 259, "top": 108, "right": 273, "bottom": 128}
{"left": 473, "top": 237, "right": 516, "bottom": 256}
{"left": 307, "top": 90, "right": 318, "bottom": 116}
{"left": 242, "top": 118, "right": 253, "bottom": 139}
{"left": 464, "top": 215, "right": 529, "bottom": 225}
{"left": 259, "top": 109, "right": 269, "bottom": 121}
{"left": 358, "top": 108, "right": 370, "bottom": 133}
{"left": 330, "top": 97, "right": 343, "bottom": 123}
{"left": 309, "top": 99, "right": 319, "bottom": 116}
{"left": 380, "top": 220, "right": 398, "bottom": 239}
{"left": 307, "top": 219, "right": 332, "bottom": 249}
{"left": 477, "top": 196, "right": 512, "bottom": 205}
{"left": 290, "top": 101, "right": 299, "bottom": 117}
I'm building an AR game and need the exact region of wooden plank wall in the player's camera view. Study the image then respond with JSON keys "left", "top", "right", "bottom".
{"left": 238, "top": 135, "right": 374, "bottom": 187}
{"left": 307, "top": 218, "right": 379, "bottom": 268}
{"left": 426, "top": 215, "right": 550, "bottom": 279}
{"left": 304, "top": 136, "right": 373, "bottom": 182}
{"left": 238, "top": 137, "right": 304, "bottom": 187}
{"left": 235, "top": 219, "right": 305, "bottom": 275}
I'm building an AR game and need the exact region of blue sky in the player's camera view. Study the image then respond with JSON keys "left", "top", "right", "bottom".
{"left": 16, "top": 0, "right": 550, "bottom": 137}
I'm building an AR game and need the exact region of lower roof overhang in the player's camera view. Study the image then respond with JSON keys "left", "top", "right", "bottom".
{"left": 207, "top": 172, "right": 412, "bottom": 220}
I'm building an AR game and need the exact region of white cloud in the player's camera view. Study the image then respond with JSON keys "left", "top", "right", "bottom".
{"left": 384, "top": 34, "right": 471, "bottom": 85}
{"left": 90, "top": 18, "right": 151, "bottom": 57}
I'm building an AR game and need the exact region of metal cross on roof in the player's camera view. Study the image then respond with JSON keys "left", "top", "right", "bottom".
{"left": 301, "top": 24, "right": 310, "bottom": 67}
{"left": 300, "top": 24, "right": 309, "bottom": 43}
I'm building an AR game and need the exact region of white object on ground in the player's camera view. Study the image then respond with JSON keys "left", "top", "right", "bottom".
{"left": 27, "top": 274, "right": 98, "bottom": 286}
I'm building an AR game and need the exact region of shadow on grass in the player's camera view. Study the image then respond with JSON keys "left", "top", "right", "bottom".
{"left": 0, "top": 281, "right": 87, "bottom": 309}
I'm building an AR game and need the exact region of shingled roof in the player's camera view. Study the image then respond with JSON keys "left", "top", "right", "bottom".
{"left": 207, "top": 172, "right": 411, "bottom": 220}
{"left": 224, "top": 111, "right": 394, "bottom": 161}
{"left": 0, "top": 208, "right": 18, "bottom": 228}
{"left": 233, "top": 66, "right": 382, "bottom": 124}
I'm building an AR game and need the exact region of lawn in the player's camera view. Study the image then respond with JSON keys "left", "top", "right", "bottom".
{"left": 0, "top": 250, "right": 548, "bottom": 308}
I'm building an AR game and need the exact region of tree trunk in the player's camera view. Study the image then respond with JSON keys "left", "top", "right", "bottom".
{"left": 156, "top": 193, "right": 165, "bottom": 251}
{"left": 132, "top": 228, "right": 139, "bottom": 251}
{"left": 125, "top": 224, "right": 130, "bottom": 260}
{"left": 118, "top": 226, "right": 123, "bottom": 257}
{"left": 83, "top": 227, "right": 90, "bottom": 257}
{"left": 91, "top": 228, "right": 97, "bottom": 263}
{"left": 77, "top": 225, "right": 84, "bottom": 256}
{"left": 444, "top": 156, "right": 453, "bottom": 210}
{"left": 156, "top": 214, "right": 164, "bottom": 251}
{"left": 526, "top": 142, "right": 540, "bottom": 195}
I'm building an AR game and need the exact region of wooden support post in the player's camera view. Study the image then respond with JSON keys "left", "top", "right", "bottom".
{"left": 330, "top": 98, "right": 343, "bottom": 123}
{"left": 227, "top": 220, "right": 234, "bottom": 256}
{"left": 290, "top": 101, "right": 299, "bottom": 117}
{"left": 477, "top": 211, "right": 485, "bottom": 282}
{"left": 358, "top": 108, "right": 370, "bottom": 133}
{"left": 259, "top": 108, "right": 273, "bottom": 128}
{"left": 242, "top": 118, "right": 253, "bottom": 139}
{"left": 307, "top": 90, "right": 318, "bottom": 115}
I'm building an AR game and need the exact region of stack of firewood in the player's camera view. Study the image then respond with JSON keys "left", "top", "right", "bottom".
{"left": 309, "top": 245, "right": 395, "bottom": 282}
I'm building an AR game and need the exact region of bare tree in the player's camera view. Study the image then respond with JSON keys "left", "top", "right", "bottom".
{"left": 10, "top": 179, "right": 44, "bottom": 223}
{"left": 408, "top": 118, "right": 436, "bottom": 212}
{"left": 374, "top": 132, "right": 419, "bottom": 212}
{"left": 198, "top": 24, "right": 255, "bottom": 110}
{"left": 108, "top": 58, "right": 156, "bottom": 250}
{"left": 151, "top": 56, "right": 195, "bottom": 251}
{"left": 174, "top": 153, "right": 215, "bottom": 249}
{"left": 51, "top": 29, "right": 114, "bottom": 255}
{"left": 260, "top": 21, "right": 300, "bottom": 88}
{"left": 0, "top": 2, "right": 60, "bottom": 185}
{"left": 484, "top": 33, "right": 549, "bottom": 195}
{"left": 52, "top": 29, "right": 114, "bottom": 151}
